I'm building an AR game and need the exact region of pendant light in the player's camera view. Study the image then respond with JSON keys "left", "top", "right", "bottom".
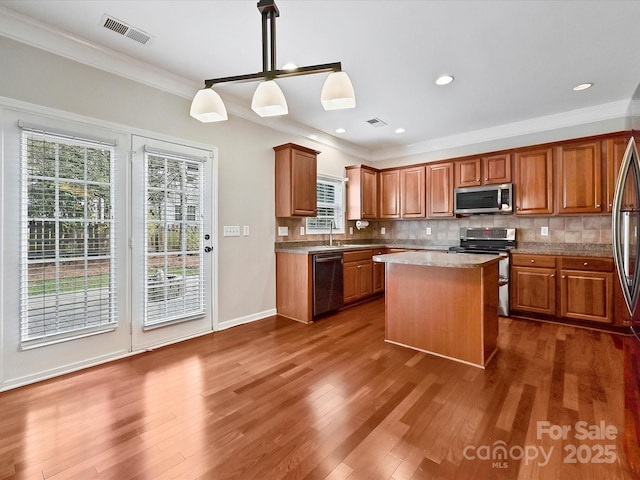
{"left": 251, "top": 80, "right": 288, "bottom": 117}
{"left": 190, "top": 0, "right": 355, "bottom": 123}
{"left": 190, "top": 87, "right": 228, "bottom": 122}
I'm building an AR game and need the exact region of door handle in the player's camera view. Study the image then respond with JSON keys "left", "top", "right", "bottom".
{"left": 204, "top": 246, "right": 213, "bottom": 253}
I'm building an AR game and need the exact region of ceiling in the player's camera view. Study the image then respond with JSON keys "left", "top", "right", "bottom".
{"left": 1, "top": 0, "right": 640, "bottom": 160}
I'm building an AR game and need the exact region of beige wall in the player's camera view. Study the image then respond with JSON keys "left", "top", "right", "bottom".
{"left": 0, "top": 36, "right": 363, "bottom": 325}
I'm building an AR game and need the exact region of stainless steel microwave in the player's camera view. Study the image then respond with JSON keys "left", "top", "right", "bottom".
{"left": 454, "top": 184, "right": 513, "bottom": 215}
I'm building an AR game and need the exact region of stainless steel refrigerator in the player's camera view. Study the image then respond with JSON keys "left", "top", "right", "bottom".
{"left": 612, "top": 136, "right": 640, "bottom": 340}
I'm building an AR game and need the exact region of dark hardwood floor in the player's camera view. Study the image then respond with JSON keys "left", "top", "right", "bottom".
{"left": 0, "top": 297, "right": 638, "bottom": 479}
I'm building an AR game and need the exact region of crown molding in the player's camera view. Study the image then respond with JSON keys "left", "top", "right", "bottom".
{"left": 0, "top": 6, "right": 632, "bottom": 164}
{"left": 372, "top": 100, "right": 632, "bottom": 162}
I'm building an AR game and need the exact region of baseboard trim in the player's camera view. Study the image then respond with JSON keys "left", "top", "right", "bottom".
{"left": 216, "top": 308, "right": 277, "bottom": 331}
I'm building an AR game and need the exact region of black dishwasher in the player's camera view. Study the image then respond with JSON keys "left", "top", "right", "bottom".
{"left": 312, "top": 252, "right": 344, "bottom": 317}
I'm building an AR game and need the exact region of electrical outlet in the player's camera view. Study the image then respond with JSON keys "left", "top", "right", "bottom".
{"left": 349, "top": 226, "right": 353, "bottom": 235}
{"left": 541, "top": 226, "right": 549, "bottom": 236}
{"left": 426, "top": 227, "right": 432, "bottom": 235}
{"left": 243, "top": 225, "right": 250, "bottom": 236}
{"left": 223, "top": 225, "right": 240, "bottom": 237}
{"left": 277, "top": 226, "right": 288, "bottom": 236}
{"left": 300, "top": 226, "right": 305, "bottom": 236}
{"left": 381, "top": 227, "right": 386, "bottom": 235}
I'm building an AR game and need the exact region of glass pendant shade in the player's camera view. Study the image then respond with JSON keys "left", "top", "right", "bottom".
{"left": 251, "top": 80, "right": 288, "bottom": 117}
{"left": 321, "top": 71, "right": 356, "bottom": 110}
{"left": 190, "top": 88, "right": 228, "bottom": 122}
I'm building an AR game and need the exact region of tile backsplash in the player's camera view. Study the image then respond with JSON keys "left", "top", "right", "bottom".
{"left": 275, "top": 215, "right": 612, "bottom": 246}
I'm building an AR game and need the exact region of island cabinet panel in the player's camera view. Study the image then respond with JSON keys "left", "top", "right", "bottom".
{"left": 556, "top": 141, "right": 602, "bottom": 214}
{"left": 275, "top": 252, "right": 313, "bottom": 324}
{"left": 346, "top": 165, "right": 378, "bottom": 220}
{"left": 378, "top": 169, "right": 401, "bottom": 219}
{"left": 514, "top": 148, "right": 554, "bottom": 215}
{"left": 400, "top": 166, "right": 426, "bottom": 217}
{"left": 384, "top": 262, "right": 498, "bottom": 368}
{"left": 606, "top": 136, "right": 634, "bottom": 212}
{"left": 274, "top": 143, "right": 319, "bottom": 217}
{"left": 426, "top": 162, "right": 454, "bottom": 217}
{"left": 343, "top": 250, "right": 373, "bottom": 304}
{"left": 483, "top": 153, "right": 512, "bottom": 184}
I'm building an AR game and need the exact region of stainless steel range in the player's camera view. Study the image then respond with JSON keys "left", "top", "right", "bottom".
{"left": 449, "top": 227, "right": 516, "bottom": 316}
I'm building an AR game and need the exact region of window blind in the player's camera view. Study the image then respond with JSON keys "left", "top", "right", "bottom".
{"left": 307, "top": 175, "right": 344, "bottom": 233}
{"left": 143, "top": 149, "right": 205, "bottom": 328}
{"left": 19, "top": 127, "right": 118, "bottom": 348}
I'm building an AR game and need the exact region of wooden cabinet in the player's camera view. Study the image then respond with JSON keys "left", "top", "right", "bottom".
{"left": 276, "top": 252, "right": 313, "bottom": 324}
{"left": 606, "top": 136, "right": 633, "bottom": 212}
{"left": 483, "top": 153, "right": 512, "bottom": 184}
{"left": 559, "top": 257, "right": 613, "bottom": 324}
{"left": 400, "top": 166, "right": 426, "bottom": 217}
{"left": 514, "top": 148, "right": 554, "bottom": 215}
{"left": 455, "top": 154, "right": 511, "bottom": 188}
{"left": 511, "top": 254, "right": 557, "bottom": 315}
{"left": 372, "top": 248, "right": 387, "bottom": 294}
{"left": 343, "top": 250, "right": 373, "bottom": 304}
{"left": 274, "top": 143, "right": 319, "bottom": 217}
{"left": 511, "top": 253, "right": 618, "bottom": 326}
{"left": 556, "top": 141, "right": 602, "bottom": 214}
{"left": 346, "top": 165, "right": 378, "bottom": 220}
{"left": 455, "top": 158, "right": 482, "bottom": 187}
{"left": 378, "top": 170, "right": 400, "bottom": 219}
{"left": 426, "top": 162, "right": 454, "bottom": 217}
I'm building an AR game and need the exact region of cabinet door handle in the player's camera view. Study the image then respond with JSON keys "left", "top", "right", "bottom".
{"left": 596, "top": 204, "right": 601, "bottom": 208}
{"left": 530, "top": 259, "right": 535, "bottom": 263}
{"left": 609, "top": 203, "right": 613, "bottom": 207}
{"left": 583, "top": 262, "right": 589, "bottom": 266}
{"left": 551, "top": 274, "right": 555, "bottom": 278}
{"left": 561, "top": 275, "right": 565, "bottom": 278}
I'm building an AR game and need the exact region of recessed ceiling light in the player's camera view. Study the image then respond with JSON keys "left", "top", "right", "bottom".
{"left": 573, "top": 83, "right": 593, "bottom": 91}
{"left": 335, "top": 128, "right": 346, "bottom": 134}
{"left": 435, "top": 74, "right": 454, "bottom": 86}
{"left": 395, "top": 128, "right": 406, "bottom": 134}
{"left": 282, "top": 62, "right": 298, "bottom": 70}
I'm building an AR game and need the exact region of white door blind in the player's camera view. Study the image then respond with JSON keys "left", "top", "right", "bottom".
{"left": 144, "top": 149, "right": 205, "bottom": 328}
{"left": 20, "top": 128, "right": 117, "bottom": 348}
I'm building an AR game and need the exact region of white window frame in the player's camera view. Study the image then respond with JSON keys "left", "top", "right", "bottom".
{"left": 306, "top": 174, "right": 345, "bottom": 235}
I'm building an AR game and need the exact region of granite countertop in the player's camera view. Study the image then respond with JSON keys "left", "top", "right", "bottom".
{"left": 373, "top": 251, "right": 502, "bottom": 268}
{"left": 275, "top": 243, "right": 451, "bottom": 254}
{"left": 512, "top": 242, "right": 613, "bottom": 258}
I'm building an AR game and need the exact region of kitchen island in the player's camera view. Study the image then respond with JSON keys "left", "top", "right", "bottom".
{"left": 373, "top": 251, "right": 502, "bottom": 368}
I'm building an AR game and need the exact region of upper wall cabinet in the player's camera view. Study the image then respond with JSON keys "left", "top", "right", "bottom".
{"left": 606, "top": 136, "right": 632, "bottom": 212}
{"left": 426, "top": 162, "right": 454, "bottom": 217}
{"left": 378, "top": 169, "right": 401, "bottom": 219}
{"left": 556, "top": 141, "right": 602, "bottom": 214}
{"left": 514, "top": 148, "right": 554, "bottom": 215}
{"left": 274, "top": 143, "right": 319, "bottom": 217}
{"left": 400, "top": 166, "right": 426, "bottom": 218}
{"left": 455, "top": 154, "right": 511, "bottom": 188}
{"left": 346, "top": 165, "right": 378, "bottom": 220}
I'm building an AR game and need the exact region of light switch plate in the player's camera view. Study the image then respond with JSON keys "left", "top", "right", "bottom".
{"left": 381, "top": 227, "right": 386, "bottom": 235}
{"left": 349, "top": 226, "right": 353, "bottom": 235}
{"left": 426, "top": 227, "right": 432, "bottom": 235}
{"left": 243, "top": 225, "right": 250, "bottom": 236}
{"left": 223, "top": 225, "right": 240, "bottom": 237}
{"left": 278, "top": 226, "right": 288, "bottom": 236}
{"left": 541, "top": 226, "right": 549, "bottom": 236}
{"left": 300, "top": 226, "right": 305, "bottom": 236}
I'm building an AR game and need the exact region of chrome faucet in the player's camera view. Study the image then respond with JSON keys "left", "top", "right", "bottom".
{"left": 329, "top": 220, "right": 335, "bottom": 246}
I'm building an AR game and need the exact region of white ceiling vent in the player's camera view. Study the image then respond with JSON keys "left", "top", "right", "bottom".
{"left": 101, "top": 14, "right": 152, "bottom": 45}
{"left": 366, "top": 118, "right": 387, "bottom": 128}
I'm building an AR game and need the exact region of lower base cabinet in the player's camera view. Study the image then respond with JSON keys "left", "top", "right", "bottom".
{"left": 511, "top": 253, "right": 622, "bottom": 327}
{"left": 343, "top": 250, "right": 373, "bottom": 304}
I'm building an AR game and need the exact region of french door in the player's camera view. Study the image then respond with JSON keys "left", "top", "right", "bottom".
{"left": 130, "top": 136, "right": 214, "bottom": 351}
